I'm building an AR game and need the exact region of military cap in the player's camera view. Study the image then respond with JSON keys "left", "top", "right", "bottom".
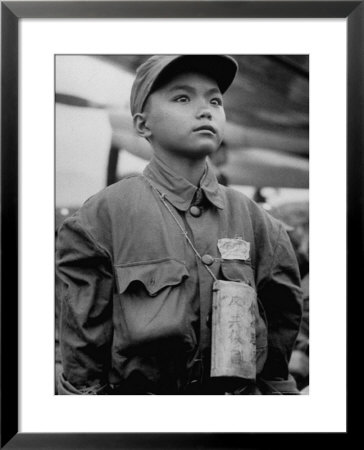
{"left": 130, "top": 54, "right": 238, "bottom": 116}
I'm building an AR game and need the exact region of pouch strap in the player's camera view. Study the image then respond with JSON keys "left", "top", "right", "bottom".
{"left": 143, "top": 176, "right": 218, "bottom": 282}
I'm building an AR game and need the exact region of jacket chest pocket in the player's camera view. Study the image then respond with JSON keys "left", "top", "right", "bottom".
{"left": 220, "top": 259, "right": 268, "bottom": 373}
{"left": 113, "top": 258, "right": 193, "bottom": 350}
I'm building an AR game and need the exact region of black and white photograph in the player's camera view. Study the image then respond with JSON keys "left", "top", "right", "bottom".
{"left": 2, "top": 0, "right": 357, "bottom": 443}
{"left": 55, "top": 54, "right": 309, "bottom": 396}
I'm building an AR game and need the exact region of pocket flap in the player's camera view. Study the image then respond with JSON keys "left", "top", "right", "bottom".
{"left": 115, "top": 259, "right": 189, "bottom": 296}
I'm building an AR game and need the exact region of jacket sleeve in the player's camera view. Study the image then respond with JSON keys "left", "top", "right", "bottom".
{"left": 56, "top": 213, "right": 113, "bottom": 394}
{"left": 258, "top": 224, "right": 303, "bottom": 393}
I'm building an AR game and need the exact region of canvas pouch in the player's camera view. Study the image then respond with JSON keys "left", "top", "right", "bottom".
{"left": 211, "top": 279, "right": 256, "bottom": 380}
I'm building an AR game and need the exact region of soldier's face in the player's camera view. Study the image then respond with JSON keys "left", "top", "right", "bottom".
{"left": 143, "top": 71, "right": 226, "bottom": 159}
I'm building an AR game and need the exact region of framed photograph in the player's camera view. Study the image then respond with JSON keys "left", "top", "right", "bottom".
{"left": 2, "top": 1, "right": 360, "bottom": 448}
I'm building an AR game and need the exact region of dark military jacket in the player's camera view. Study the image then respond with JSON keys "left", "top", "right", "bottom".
{"left": 56, "top": 156, "right": 302, "bottom": 394}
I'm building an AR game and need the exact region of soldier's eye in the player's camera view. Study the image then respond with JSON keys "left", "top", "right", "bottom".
{"left": 175, "top": 95, "right": 189, "bottom": 103}
{"left": 211, "top": 97, "right": 223, "bottom": 106}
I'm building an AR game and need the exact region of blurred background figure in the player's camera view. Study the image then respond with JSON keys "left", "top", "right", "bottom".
{"left": 269, "top": 201, "right": 309, "bottom": 392}
{"left": 55, "top": 55, "right": 309, "bottom": 394}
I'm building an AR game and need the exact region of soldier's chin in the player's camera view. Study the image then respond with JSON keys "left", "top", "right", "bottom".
{"left": 186, "top": 145, "right": 219, "bottom": 159}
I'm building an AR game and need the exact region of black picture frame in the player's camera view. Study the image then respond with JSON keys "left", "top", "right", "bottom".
{"left": 1, "top": 1, "right": 361, "bottom": 448}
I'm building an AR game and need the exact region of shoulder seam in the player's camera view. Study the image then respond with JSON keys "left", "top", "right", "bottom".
{"left": 73, "top": 214, "right": 112, "bottom": 261}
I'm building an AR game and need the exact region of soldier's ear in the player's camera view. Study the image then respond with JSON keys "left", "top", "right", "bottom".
{"left": 133, "top": 113, "right": 152, "bottom": 139}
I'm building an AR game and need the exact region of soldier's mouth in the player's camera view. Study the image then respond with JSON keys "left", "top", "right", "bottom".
{"left": 193, "top": 125, "right": 216, "bottom": 135}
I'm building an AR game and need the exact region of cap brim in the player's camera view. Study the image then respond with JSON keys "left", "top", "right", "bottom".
{"left": 152, "top": 55, "right": 238, "bottom": 95}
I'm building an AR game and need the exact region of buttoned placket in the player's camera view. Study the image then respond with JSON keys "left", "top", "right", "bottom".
{"left": 183, "top": 188, "right": 221, "bottom": 382}
{"left": 143, "top": 157, "right": 226, "bottom": 385}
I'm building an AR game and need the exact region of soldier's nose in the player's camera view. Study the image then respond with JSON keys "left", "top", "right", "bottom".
{"left": 198, "top": 108, "right": 212, "bottom": 119}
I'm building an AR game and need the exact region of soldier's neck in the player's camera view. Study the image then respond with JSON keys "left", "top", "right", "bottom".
{"left": 154, "top": 150, "right": 207, "bottom": 187}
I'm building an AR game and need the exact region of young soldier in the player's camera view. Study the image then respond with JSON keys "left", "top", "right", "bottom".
{"left": 57, "top": 55, "right": 302, "bottom": 395}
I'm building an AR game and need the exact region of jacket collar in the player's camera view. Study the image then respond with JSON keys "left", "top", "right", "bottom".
{"left": 143, "top": 155, "right": 224, "bottom": 211}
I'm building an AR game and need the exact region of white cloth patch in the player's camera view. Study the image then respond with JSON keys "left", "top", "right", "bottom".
{"left": 217, "top": 238, "right": 250, "bottom": 260}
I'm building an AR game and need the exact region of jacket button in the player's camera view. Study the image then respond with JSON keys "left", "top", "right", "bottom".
{"left": 189, "top": 206, "right": 201, "bottom": 217}
{"left": 201, "top": 254, "right": 214, "bottom": 266}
